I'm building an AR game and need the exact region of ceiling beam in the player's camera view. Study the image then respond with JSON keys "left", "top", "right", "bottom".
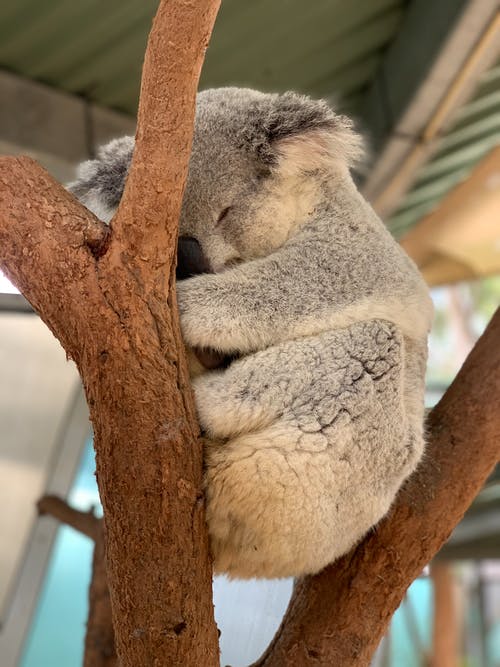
{"left": 0, "top": 68, "right": 135, "bottom": 182}
{"left": 446, "top": 506, "right": 500, "bottom": 546}
{"left": 400, "top": 146, "right": 500, "bottom": 286}
{"left": 360, "top": 0, "right": 500, "bottom": 218}
{"left": 0, "top": 293, "right": 33, "bottom": 313}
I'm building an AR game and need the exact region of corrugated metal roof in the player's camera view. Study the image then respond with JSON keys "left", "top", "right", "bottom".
{"left": 388, "top": 58, "right": 500, "bottom": 236}
{"left": 0, "top": 0, "right": 498, "bottom": 245}
{"left": 0, "top": 0, "right": 408, "bottom": 116}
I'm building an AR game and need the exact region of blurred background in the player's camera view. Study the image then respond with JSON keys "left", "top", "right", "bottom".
{"left": 0, "top": 1, "right": 498, "bottom": 665}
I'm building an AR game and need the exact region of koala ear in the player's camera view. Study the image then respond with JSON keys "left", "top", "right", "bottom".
{"left": 254, "top": 92, "right": 364, "bottom": 173}
{"left": 67, "top": 136, "right": 134, "bottom": 222}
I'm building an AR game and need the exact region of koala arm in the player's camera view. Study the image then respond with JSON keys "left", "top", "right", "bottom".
{"left": 177, "top": 222, "right": 432, "bottom": 355}
{"left": 177, "top": 257, "right": 297, "bottom": 354}
{"left": 192, "top": 360, "right": 285, "bottom": 439}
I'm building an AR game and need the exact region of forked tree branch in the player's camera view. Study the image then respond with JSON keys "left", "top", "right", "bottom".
{"left": 0, "top": 2, "right": 221, "bottom": 665}
{"left": 252, "top": 309, "right": 500, "bottom": 667}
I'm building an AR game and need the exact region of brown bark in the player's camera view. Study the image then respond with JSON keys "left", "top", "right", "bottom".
{"left": 253, "top": 309, "right": 500, "bottom": 667}
{"left": 84, "top": 523, "right": 117, "bottom": 667}
{"left": 0, "top": 2, "right": 221, "bottom": 666}
{"left": 430, "top": 562, "right": 459, "bottom": 667}
{"left": 38, "top": 496, "right": 116, "bottom": 667}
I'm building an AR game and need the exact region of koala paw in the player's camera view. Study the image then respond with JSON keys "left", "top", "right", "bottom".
{"left": 176, "top": 279, "right": 216, "bottom": 349}
{"left": 177, "top": 277, "right": 243, "bottom": 353}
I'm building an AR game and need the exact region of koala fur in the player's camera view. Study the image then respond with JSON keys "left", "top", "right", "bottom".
{"left": 68, "top": 88, "right": 433, "bottom": 579}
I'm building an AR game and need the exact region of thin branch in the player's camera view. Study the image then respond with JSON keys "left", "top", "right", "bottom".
{"left": 84, "top": 524, "right": 117, "bottom": 667}
{"left": 37, "top": 494, "right": 100, "bottom": 541}
{"left": 112, "top": 1, "right": 221, "bottom": 293}
{"left": 253, "top": 309, "right": 500, "bottom": 667}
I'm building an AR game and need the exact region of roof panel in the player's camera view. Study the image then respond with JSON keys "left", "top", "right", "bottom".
{"left": 202, "top": 0, "right": 403, "bottom": 87}
{"left": 0, "top": 0, "right": 407, "bottom": 115}
{"left": 312, "top": 56, "right": 383, "bottom": 98}
{"left": 269, "top": 8, "right": 405, "bottom": 93}
{"left": 388, "top": 57, "right": 500, "bottom": 237}
{"left": 2, "top": 0, "right": 497, "bottom": 248}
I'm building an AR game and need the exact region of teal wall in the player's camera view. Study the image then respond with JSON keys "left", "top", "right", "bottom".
{"left": 20, "top": 442, "right": 98, "bottom": 667}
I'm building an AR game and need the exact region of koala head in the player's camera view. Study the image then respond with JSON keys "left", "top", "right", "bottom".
{"left": 181, "top": 88, "right": 363, "bottom": 272}
{"left": 69, "top": 88, "right": 363, "bottom": 274}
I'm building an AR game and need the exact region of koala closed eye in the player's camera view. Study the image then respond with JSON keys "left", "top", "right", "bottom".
{"left": 216, "top": 206, "right": 232, "bottom": 225}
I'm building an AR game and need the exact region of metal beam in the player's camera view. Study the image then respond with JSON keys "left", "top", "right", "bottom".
{"left": 0, "top": 293, "right": 33, "bottom": 313}
{"left": 400, "top": 146, "right": 500, "bottom": 285}
{"left": 0, "top": 68, "right": 135, "bottom": 181}
{"left": 446, "top": 507, "right": 500, "bottom": 545}
{"left": 360, "top": 0, "right": 500, "bottom": 218}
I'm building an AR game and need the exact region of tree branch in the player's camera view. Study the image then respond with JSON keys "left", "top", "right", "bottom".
{"left": 253, "top": 309, "right": 500, "bottom": 667}
{"left": 37, "top": 494, "right": 100, "bottom": 541}
{"left": 114, "top": 1, "right": 218, "bottom": 278}
{"left": 84, "top": 523, "right": 118, "bottom": 667}
{"left": 0, "top": 2, "right": 221, "bottom": 665}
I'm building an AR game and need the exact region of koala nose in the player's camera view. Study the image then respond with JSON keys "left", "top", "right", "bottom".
{"left": 176, "top": 236, "right": 212, "bottom": 280}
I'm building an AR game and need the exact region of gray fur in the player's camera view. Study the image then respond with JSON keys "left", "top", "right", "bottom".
{"left": 68, "top": 88, "right": 432, "bottom": 579}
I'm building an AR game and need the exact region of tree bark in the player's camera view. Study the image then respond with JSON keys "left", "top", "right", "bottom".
{"left": 252, "top": 309, "right": 500, "bottom": 667}
{"left": 0, "top": 2, "right": 221, "bottom": 665}
{"left": 84, "top": 523, "right": 117, "bottom": 667}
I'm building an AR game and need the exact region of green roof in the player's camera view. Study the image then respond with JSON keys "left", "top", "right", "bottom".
{"left": 0, "top": 0, "right": 407, "bottom": 116}
{"left": 0, "top": 0, "right": 498, "bottom": 242}
{"left": 388, "top": 58, "right": 500, "bottom": 236}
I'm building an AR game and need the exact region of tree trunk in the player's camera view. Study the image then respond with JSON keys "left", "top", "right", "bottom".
{"left": 0, "top": 2, "right": 221, "bottom": 665}
{"left": 252, "top": 309, "right": 500, "bottom": 667}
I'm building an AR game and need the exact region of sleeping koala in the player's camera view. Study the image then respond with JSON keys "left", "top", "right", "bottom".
{"left": 69, "top": 87, "right": 433, "bottom": 579}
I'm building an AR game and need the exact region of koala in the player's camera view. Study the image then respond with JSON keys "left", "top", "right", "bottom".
{"left": 68, "top": 88, "right": 433, "bottom": 579}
